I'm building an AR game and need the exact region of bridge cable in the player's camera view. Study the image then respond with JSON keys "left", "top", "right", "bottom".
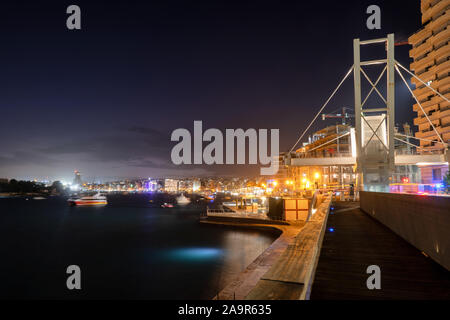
{"left": 289, "top": 65, "right": 354, "bottom": 153}
{"left": 396, "top": 61, "right": 450, "bottom": 105}
{"left": 395, "top": 64, "right": 446, "bottom": 146}
{"left": 395, "top": 133, "right": 448, "bottom": 146}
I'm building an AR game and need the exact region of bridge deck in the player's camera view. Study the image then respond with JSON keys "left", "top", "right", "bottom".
{"left": 289, "top": 153, "right": 447, "bottom": 166}
{"left": 311, "top": 202, "right": 450, "bottom": 300}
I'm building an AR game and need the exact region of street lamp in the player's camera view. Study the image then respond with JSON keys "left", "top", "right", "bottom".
{"left": 314, "top": 172, "right": 320, "bottom": 190}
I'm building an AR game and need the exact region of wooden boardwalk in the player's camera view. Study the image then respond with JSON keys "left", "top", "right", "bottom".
{"left": 311, "top": 202, "right": 450, "bottom": 300}
{"left": 200, "top": 218, "right": 305, "bottom": 300}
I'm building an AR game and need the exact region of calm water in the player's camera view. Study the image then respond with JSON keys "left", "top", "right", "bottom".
{"left": 0, "top": 197, "right": 278, "bottom": 299}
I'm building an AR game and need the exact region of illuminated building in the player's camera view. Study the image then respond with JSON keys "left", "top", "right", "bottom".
{"left": 145, "top": 179, "right": 159, "bottom": 192}
{"left": 288, "top": 124, "right": 356, "bottom": 190}
{"left": 409, "top": 0, "right": 450, "bottom": 183}
{"left": 299, "top": 124, "right": 352, "bottom": 157}
{"left": 286, "top": 123, "right": 427, "bottom": 191}
{"left": 192, "top": 180, "right": 201, "bottom": 192}
{"left": 72, "top": 170, "right": 82, "bottom": 186}
{"left": 164, "top": 179, "right": 179, "bottom": 193}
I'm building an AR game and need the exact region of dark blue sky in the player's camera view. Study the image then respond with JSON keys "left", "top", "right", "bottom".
{"left": 0, "top": 0, "right": 422, "bottom": 182}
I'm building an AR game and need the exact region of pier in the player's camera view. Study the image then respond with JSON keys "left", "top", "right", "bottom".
{"left": 201, "top": 193, "right": 333, "bottom": 300}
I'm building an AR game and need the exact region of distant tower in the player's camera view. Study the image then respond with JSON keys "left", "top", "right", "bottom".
{"left": 73, "top": 170, "right": 82, "bottom": 185}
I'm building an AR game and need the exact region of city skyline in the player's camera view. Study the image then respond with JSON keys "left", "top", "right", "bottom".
{"left": 0, "top": 0, "right": 449, "bottom": 304}
{"left": 1, "top": 1, "right": 421, "bottom": 181}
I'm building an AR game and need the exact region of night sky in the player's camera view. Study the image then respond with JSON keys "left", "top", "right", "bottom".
{"left": 0, "top": 0, "right": 422, "bottom": 182}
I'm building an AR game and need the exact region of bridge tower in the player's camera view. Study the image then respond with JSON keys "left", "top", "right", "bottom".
{"left": 353, "top": 34, "right": 395, "bottom": 192}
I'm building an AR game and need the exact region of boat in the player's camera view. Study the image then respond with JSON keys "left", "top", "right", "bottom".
{"left": 161, "top": 202, "right": 174, "bottom": 208}
{"left": 68, "top": 193, "right": 107, "bottom": 206}
{"left": 176, "top": 194, "right": 191, "bottom": 206}
{"left": 32, "top": 196, "right": 46, "bottom": 200}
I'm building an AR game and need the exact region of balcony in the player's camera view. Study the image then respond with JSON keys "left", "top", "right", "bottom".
{"left": 436, "top": 59, "right": 450, "bottom": 78}
{"left": 411, "top": 54, "right": 434, "bottom": 72}
{"left": 412, "top": 67, "right": 436, "bottom": 86}
{"left": 441, "top": 95, "right": 450, "bottom": 109}
{"left": 414, "top": 108, "right": 444, "bottom": 126}
{"left": 410, "top": 39, "right": 433, "bottom": 58}
{"left": 436, "top": 76, "right": 450, "bottom": 92}
{"left": 417, "top": 119, "right": 440, "bottom": 133}
{"left": 413, "top": 86, "right": 429, "bottom": 98}
{"left": 409, "top": 28, "right": 432, "bottom": 47}
{"left": 431, "top": 41, "right": 450, "bottom": 62}
{"left": 422, "top": 0, "right": 450, "bottom": 24}
{"left": 440, "top": 108, "right": 450, "bottom": 125}
{"left": 415, "top": 86, "right": 436, "bottom": 101}
{"left": 413, "top": 101, "right": 438, "bottom": 113}
{"left": 431, "top": 26, "right": 450, "bottom": 49}
{"left": 421, "top": 0, "right": 434, "bottom": 12}
{"left": 416, "top": 128, "right": 442, "bottom": 140}
{"left": 429, "top": 8, "right": 450, "bottom": 33}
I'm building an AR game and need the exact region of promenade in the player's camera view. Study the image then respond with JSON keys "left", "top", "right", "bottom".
{"left": 200, "top": 217, "right": 305, "bottom": 300}
{"left": 311, "top": 202, "right": 450, "bottom": 299}
{"left": 201, "top": 194, "right": 332, "bottom": 300}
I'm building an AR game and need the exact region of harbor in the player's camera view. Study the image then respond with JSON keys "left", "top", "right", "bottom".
{"left": 1, "top": 0, "right": 449, "bottom": 304}
{"left": 0, "top": 195, "right": 279, "bottom": 299}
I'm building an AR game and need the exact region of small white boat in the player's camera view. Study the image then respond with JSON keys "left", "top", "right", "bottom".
{"left": 161, "top": 202, "right": 174, "bottom": 208}
{"left": 32, "top": 196, "right": 47, "bottom": 200}
{"left": 176, "top": 194, "right": 190, "bottom": 205}
{"left": 68, "top": 193, "right": 107, "bottom": 206}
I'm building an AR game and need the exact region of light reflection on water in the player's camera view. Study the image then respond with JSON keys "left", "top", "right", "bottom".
{"left": 0, "top": 197, "right": 279, "bottom": 299}
{"left": 166, "top": 248, "right": 224, "bottom": 262}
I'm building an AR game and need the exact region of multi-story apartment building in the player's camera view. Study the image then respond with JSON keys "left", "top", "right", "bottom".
{"left": 164, "top": 178, "right": 179, "bottom": 193}
{"left": 409, "top": 0, "right": 449, "bottom": 183}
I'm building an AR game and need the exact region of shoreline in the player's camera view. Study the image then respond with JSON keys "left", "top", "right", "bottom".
{"left": 201, "top": 194, "right": 332, "bottom": 300}
{"left": 200, "top": 218, "right": 306, "bottom": 300}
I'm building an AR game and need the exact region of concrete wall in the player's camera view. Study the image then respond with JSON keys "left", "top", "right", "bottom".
{"left": 360, "top": 191, "right": 450, "bottom": 271}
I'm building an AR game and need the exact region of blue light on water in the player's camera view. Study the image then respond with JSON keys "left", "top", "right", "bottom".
{"left": 168, "top": 248, "right": 223, "bottom": 262}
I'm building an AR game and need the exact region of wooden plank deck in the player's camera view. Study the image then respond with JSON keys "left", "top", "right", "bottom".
{"left": 200, "top": 219, "right": 305, "bottom": 300}
{"left": 310, "top": 202, "right": 450, "bottom": 300}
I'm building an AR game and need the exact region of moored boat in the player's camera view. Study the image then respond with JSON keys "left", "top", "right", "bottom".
{"left": 68, "top": 193, "right": 107, "bottom": 206}
{"left": 176, "top": 194, "right": 191, "bottom": 206}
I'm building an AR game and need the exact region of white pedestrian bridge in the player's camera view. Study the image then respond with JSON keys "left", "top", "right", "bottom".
{"left": 288, "top": 153, "right": 449, "bottom": 167}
